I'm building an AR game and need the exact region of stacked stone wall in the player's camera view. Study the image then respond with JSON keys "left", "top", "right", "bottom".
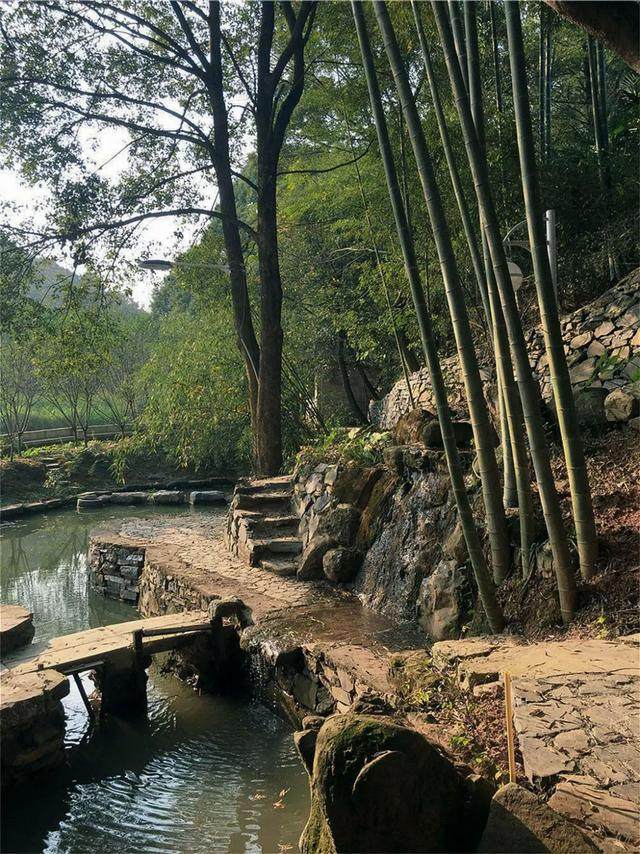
{"left": 371, "top": 270, "right": 640, "bottom": 430}
{"left": 89, "top": 540, "right": 145, "bottom": 603}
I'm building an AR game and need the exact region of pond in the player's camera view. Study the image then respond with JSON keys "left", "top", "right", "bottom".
{"left": 0, "top": 506, "right": 310, "bottom": 854}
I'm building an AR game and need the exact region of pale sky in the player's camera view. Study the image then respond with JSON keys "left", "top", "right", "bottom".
{"left": 2, "top": 125, "right": 207, "bottom": 311}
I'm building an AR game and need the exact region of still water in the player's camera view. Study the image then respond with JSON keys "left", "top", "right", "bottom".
{"left": 0, "top": 506, "right": 309, "bottom": 854}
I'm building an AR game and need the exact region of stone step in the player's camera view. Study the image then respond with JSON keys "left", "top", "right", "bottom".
{"left": 259, "top": 557, "right": 299, "bottom": 577}
{"left": 233, "top": 492, "right": 292, "bottom": 512}
{"left": 262, "top": 514, "right": 299, "bottom": 528}
{"left": 248, "top": 536, "right": 303, "bottom": 566}
{"left": 235, "top": 475, "right": 294, "bottom": 496}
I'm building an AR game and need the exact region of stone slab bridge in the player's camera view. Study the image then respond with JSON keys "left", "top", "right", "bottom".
{"left": 0, "top": 612, "right": 215, "bottom": 785}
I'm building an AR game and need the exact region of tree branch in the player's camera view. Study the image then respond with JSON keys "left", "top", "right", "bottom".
{"left": 277, "top": 139, "right": 372, "bottom": 176}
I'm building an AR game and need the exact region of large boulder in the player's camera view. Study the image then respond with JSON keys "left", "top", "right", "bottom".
{"left": 297, "top": 535, "right": 335, "bottom": 580}
{"left": 392, "top": 408, "right": 481, "bottom": 449}
{"left": 300, "top": 714, "right": 468, "bottom": 854}
{"left": 308, "top": 502, "right": 361, "bottom": 548}
{"left": 478, "top": 783, "right": 598, "bottom": 853}
{"left": 605, "top": 386, "right": 640, "bottom": 422}
{"left": 322, "top": 547, "right": 363, "bottom": 583}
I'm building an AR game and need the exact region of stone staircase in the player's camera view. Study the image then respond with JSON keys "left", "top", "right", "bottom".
{"left": 227, "top": 475, "right": 302, "bottom": 577}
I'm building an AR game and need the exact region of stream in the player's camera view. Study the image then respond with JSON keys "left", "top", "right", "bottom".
{"left": 0, "top": 505, "right": 309, "bottom": 854}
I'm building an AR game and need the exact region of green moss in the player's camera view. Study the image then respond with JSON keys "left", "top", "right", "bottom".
{"left": 300, "top": 799, "right": 336, "bottom": 854}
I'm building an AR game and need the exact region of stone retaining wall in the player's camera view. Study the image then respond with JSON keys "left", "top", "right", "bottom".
{"left": 1, "top": 670, "right": 69, "bottom": 787}
{"left": 89, "top": 540, "right": 145, "bottom": 603}
{"left": 371, "top": 270, "right": 640, "bottom": 430}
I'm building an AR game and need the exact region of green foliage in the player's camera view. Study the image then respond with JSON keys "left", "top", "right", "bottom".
{"left": 295, "top": 426, "right": 392, "bottom": 474}
{"left": 133, "top": 305, "right": 251, "bottom": 473}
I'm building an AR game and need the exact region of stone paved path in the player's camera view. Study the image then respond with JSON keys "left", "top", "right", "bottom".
{"left": 92, "top": 512, "right": 425, "bottom": 706}
{"left": 432, "top": 635, "right": 640, "bottom": 847}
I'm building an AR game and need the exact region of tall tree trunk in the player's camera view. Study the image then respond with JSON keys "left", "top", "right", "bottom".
{"left": 432, "top": 0, "right": 575, "bottom": 621}
{"left": 505, "top": 0, "right": 598, "bottom": 582}
{"left": 373, "top": 0, "right": 512, "bottom": 587}
{"left": 587, "top": 37, "right": 620, "bottom": 282}
{"left": 461, "top": 0, "right": 535, "bottom": 572}
{"left": 351, "top": 0, "right": 504, "bottom": 632}
{"left": 208, "top": 2, "right": 260, "bottom": 452}
{"left": 355, "top": 361, "right": 380, "bottom": 402}
{"left": 255, "top": 163, "right": 284, "bottom": 473}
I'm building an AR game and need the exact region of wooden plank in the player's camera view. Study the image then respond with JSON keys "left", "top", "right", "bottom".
{"left": 4, "top": 612, "right": 210, "bottom": 678}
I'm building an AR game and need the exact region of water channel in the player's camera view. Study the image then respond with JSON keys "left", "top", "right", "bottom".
{"left": 1, "top": 506, "right": 309, "bottom": 854}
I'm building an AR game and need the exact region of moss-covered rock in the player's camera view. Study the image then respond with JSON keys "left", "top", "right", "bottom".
{"left": 300, "top": 713, "right": 467, "bottom": 853}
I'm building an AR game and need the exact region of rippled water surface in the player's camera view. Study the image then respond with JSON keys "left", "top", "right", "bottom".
{"left": 1, "top": 507, "right": 309, "bottom": 853}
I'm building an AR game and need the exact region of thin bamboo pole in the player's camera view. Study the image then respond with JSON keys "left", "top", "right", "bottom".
{"left": 432, "top": 0, "right": 575, "bottom": 622}
{"left": 505, "top": 0, "right": 598, "bottom": 582}
{"left": 412, "top": 5, "right": 491, "bottom": 327}
{"left": 462, "top": 0, "right": 535, "bottom": 572}
{"left": 447, "top": 0, "right": 469, "bottom": 93}
{"left": 414, "top": 0, "right": 530, "bottom": 568}
{"left": 489, "top": 1, "right": 503, "bottom": 116}
{"left": 539, "top": 5, "right": 546, "bottom": 161}
{"left": 374, "top": 0, "right": 511, "bottom": 586}
{"left": 351, "top": 0, "right": 504, "bottom": 632}
{"left": 588, "top": 37, "right": 620, "bottom": 283}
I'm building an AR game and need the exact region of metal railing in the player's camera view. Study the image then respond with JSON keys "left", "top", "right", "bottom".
{"left": 1, "top": 423, "right": 133, "bottom": 450}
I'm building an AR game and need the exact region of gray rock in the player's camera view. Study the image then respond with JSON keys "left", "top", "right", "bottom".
{"left": 443, "top": 522, "right": 467, "bottom": 564}
{"left": 207, "top": 596, "right": 252, "bottom": 627}
{"left": 294, "top": 728, "right": 318, "bottom": 775}
{"left": 110, "top": 491, "right": 148, "bottom": 505}
{"left": 422, "top": 419, "right": 475, "bottom": 448}
{"left": 297, "top": 535, "right": 335, "bottom": 580}
{"left": 417, "top": 560, "right": 463, "bottom": 640}
{"left": 322, "top": 547, "right": 363, "bottom": 583}
{"left": 478, "top": 783, "right": 598, "bottom": 853}
{"left": 76, "top": 497, "right": 105, "bottom": 510}
{"left": 151, "top": 490, "right": 183, "bottom": 505}
{"left": 300, "top": 714, "right": 467, "bottom": 854}
{"left": 189, "top": 490, "right": 227, "bottom": 506}
{"left": 324, "top": 465, "right": 339, "bottom": 486}
{"left": 309, "top": 502, "right": 361, "bottom": 548}
{"left": 573, "top": 387, "right": 608, "bottom": 428}
{"left": 605, "top": 387, "right": 639, "bottom": 422}
{"left": 569, "top": 358, "right": 596, "bottom": 385}
{"left": 570, "top": 331, "right": 591, "bottom": 349}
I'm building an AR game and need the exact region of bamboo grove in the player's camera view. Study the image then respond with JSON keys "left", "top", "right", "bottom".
{"left": 350, "top": 0, "right": 612, "bottom": 625}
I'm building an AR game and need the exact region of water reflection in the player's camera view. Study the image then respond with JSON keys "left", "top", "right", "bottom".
{"left": 1, "top": 507, "right": 309, "bottom": 853}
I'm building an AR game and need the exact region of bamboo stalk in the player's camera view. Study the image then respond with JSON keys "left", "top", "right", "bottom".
{"left": 432, "top": 0, "right": 575, "bottom": 621}
{"left": 374, "top": 0, "right": 512, "bottom": 587}
{"left": 412, "top": 4, "right": 491, "bottom": 328}
{"left": 339, "top": 95, "right": 416, "bottom": 408}
{"left": 351, "top": 0, "right": 504, "bottom": 632}
{"left": 461, "top": 0, "right": 535, "bottom": 575}
{"left": 588, "top": 37, "right": 620, "bottom": 282}
{"left": 505, "top": 0, "right": 598, "bottom": 582}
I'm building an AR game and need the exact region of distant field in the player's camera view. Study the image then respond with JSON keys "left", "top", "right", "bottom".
{"left": 26, "top": 402, "right": 118, "bottom": 431}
